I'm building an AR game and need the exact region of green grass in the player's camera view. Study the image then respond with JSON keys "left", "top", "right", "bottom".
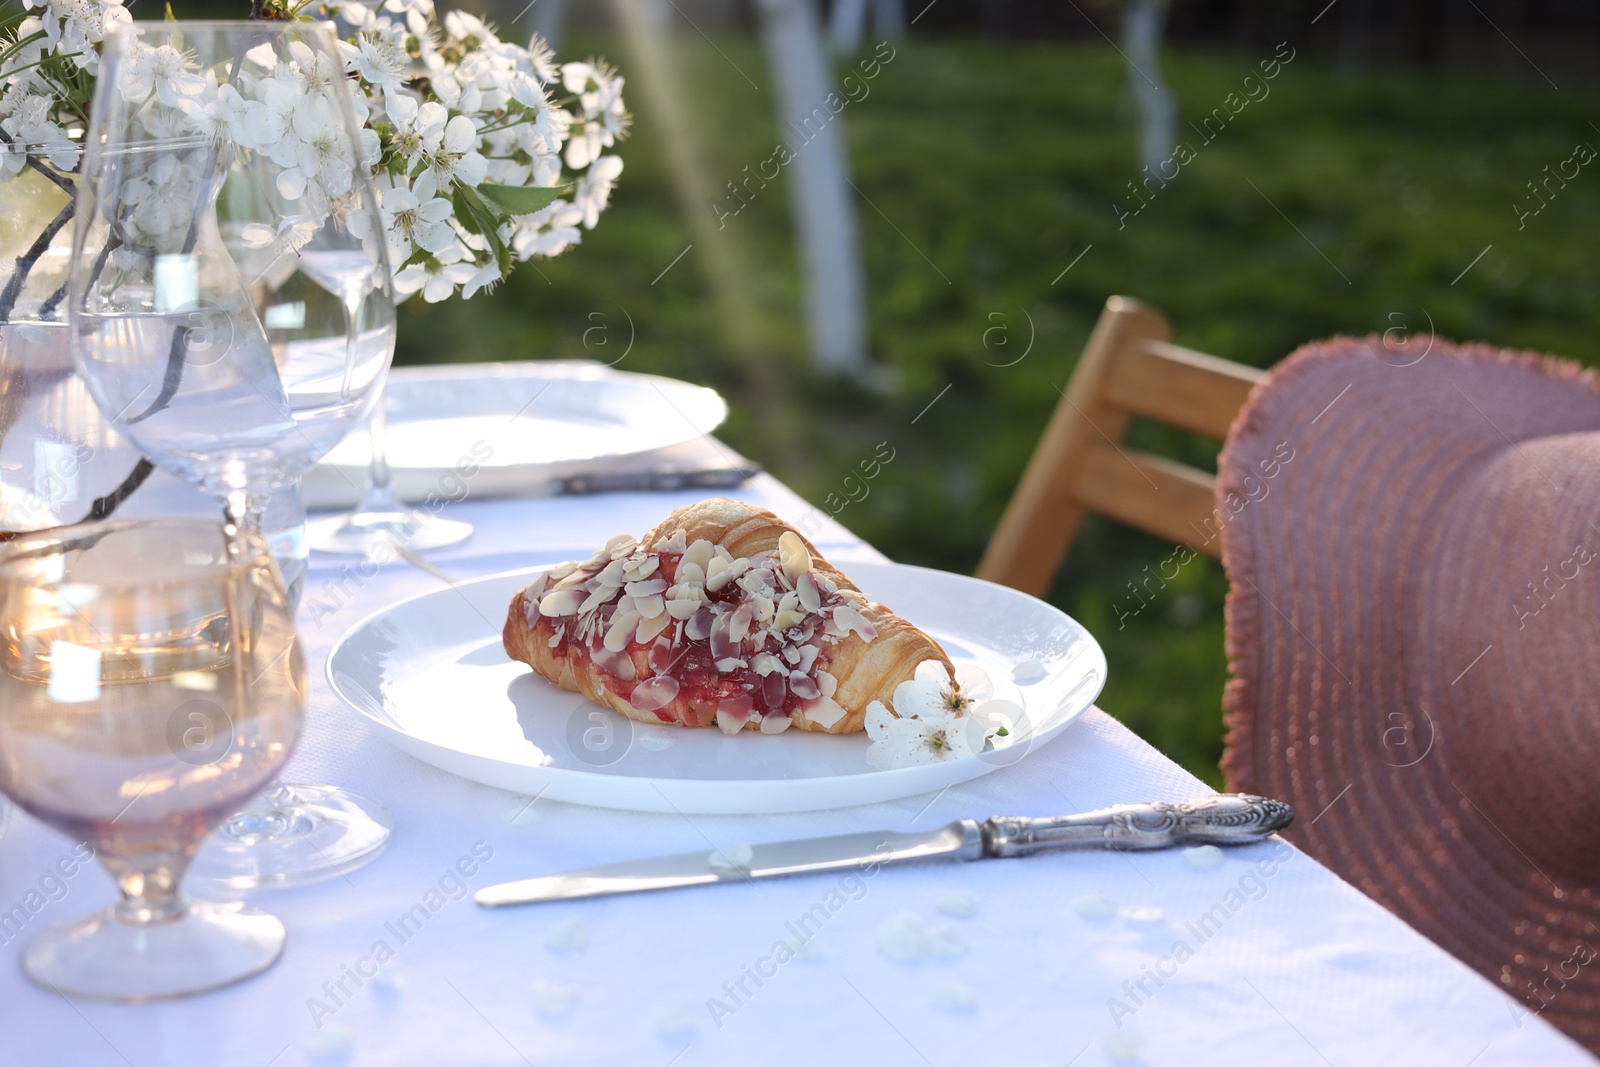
{"left": 397, "top": 35, "right": 1600, "bottom": 787}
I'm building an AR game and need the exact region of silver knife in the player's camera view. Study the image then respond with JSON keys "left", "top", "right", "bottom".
{"left": 554, "top": 464, "right": 762, "bottom": 495}
{"left": 475, "top": 794, "right": 1292, "bottom": 907}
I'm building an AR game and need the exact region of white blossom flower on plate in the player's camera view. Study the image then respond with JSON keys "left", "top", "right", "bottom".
{"left": 864, "top": 699, "right": 975, "bottom": 770}
{"left": 891, "top": 660, "right": 993, "bottom": 721}
{"left": 862, "top": 660, "right": 1009, "bottom": 770}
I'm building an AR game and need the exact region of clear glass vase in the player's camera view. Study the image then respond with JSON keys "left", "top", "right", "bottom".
{"left": 0, "top": 169, "right": 309, "bottom": 602}
{"left": 0, "top": 167, "right": 154, "bottom": 533}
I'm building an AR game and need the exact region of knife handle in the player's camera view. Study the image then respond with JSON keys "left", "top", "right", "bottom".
{"left": 979, "top": 794, "right": 1293, "bottom": 858}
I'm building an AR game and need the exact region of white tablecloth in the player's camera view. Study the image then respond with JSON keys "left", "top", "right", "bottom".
{"left": 1, "top": 470, "right": 1591, "bottom": 1066}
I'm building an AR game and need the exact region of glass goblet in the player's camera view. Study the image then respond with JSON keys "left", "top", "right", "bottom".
{"left": 0, "top": 519, "right": 303, "bottom": 999}
{"left": 70, "top": 19, "right": 396, "bottom": 888}
{"left": 307, "top": 386, "right": 475, "bottom": 555}
{"left": 292, "top": 238, "right": 471, "bottom": 555}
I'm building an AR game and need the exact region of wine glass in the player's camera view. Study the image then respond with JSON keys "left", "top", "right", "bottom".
{"left": 69, "top": 20, "right": 395, "bottom": 888}
{"left": 0, "top": 519, "right": 303, "bottom": 998}
{"left": 306, "top": 386, "right": 474, "bottom": 554}
{"left": 300, "top": 251, "right": 471, "bottom": 554}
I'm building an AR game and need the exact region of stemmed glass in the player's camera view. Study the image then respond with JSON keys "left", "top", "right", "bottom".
{"left": 0, "top": 520, "right": 303, "bottom": 998}
{"left": 307, "top": 389, "right": 474, "bottom": 553}
{"left": 301, "top": 258, "right": 471, "bottom": 554}
{"left": 69, "top": 20, "right": 394, "bottom": 887}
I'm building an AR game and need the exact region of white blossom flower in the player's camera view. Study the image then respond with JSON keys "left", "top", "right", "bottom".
{"left": 394, "top": 242, "right": 474, "bottom": 302}
{"left": 283, "top": 40, "right": 340, "bottom": 97}
{"left": 0, "top": 0, "right": 624, "bottom": 312}
{"left": 573, "top": 154, "right": 622, "bottom": 229}
{"left": 380, "top": 0, "right": 434, "bottom": 37}
{"left": 414, "top": 112, "right": 485, "bottom": 198}
{"left": 864, "top": 699, "right": 975, "bottom": 770}
{"left": 344, "top": 24, "right": 407, "bottom": 93}
{"left": 0, "top": 92, "right": 78, "bottom": 170}
{"left": 121, "top": 152, "right": 204, "bottom": 251}
{"left": 122, "top": 43, "right": 205, "bottom": 108}
{"left": 459, "top": 258, "right": 499, "bottom": 298}
{"left": 890, "top": 660, "right": 993, "bottom": 720}
{"left": 384, "top": 92, "right": 444, "bottom": 165}
{"left": 859, "top": 660, "right": 997, "bottom": 770}
{"left": 323, "top": 0, "right": 374, "bottom": 29}
{"left": 281, "top": 96, "right": 355, "bottom": 209}
{"left": 378, "top": 183, "right": 455, "bottom": 262}
{"left": 526, "top": 33, "right": 559, "bottom": 83}
{"left": 510, "top": 199, "right": 582, "bottom": 260}
{"left": 561, "top": 59, "right": 627, "bottom": 168}
{"left": 30, "top": 0, "right": 127, "bottom": 74}
{"left": 239, "top": 73, "right": 306, "bottom": 166}
{"left": 240, "top": 215, "right": 319, "bottom": 257}
{"left": 440, "top": 10, "right": 497, "bottom": 51}
{"left": 177, "top": 76, "right": 247, "bottom": 143}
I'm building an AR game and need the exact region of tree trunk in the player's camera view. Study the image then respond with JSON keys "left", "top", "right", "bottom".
{"left": 1122, "top": 0, "right": 1175, "bottom": 177}
{"left": 755, "top": 0, "right": 868, "bottom": 374}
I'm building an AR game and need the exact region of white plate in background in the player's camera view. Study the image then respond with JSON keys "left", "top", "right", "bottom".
{"left": 304, "top": 362, "right": 728, "bottom": 509}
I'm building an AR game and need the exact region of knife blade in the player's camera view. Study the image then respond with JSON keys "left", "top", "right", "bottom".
{"left": 554, "top": 463, "right": 762, "bottom": 495}
{"left": 475, "top": 794, "right": 1292, "bottom": 907}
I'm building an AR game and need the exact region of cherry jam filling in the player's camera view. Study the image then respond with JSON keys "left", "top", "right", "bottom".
{"left": 540, "top": 544, "right": 845, "bottom": 729}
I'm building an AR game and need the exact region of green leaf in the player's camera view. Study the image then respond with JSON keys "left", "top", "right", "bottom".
{"left": 164, "top": 2, "right": 175, "bottom": 19}
{"left": 477, "top": 183, "right": 564, "bottom": 217}
{"left": 451, "top": 184, "right": 512, "bottom": 277}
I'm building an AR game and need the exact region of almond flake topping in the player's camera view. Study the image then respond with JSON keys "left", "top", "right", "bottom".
{"left": 682, "top": 538, "right": 715, "bottom": 572}
{"left": 778, "top": 531, "right": 812, "bottom": 584}
{"left": 540, "top": 588, "right": 587, "bottom": 617}
{"left": 624, "top": 555, "right": 660, "bottom": 581}
{"left": 535, "top": 525, "right": 882, "bottom": 730}
{"left": 625, "top": 578, "right": 667, "bottom": 598}
{"left": 605, "top": 609, "right": 641, "bottom": 652}
{"left": 636, "top": 611, "right": 673, "bottom": 644}
{"left": 664, "top": 597, "right": 702, "bottom": 620}
{"left": 579, "top": 586, "right": 617, "bottom": 614}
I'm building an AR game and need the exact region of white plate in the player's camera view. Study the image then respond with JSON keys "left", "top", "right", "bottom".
{"left": 325, "top": 561, "right": 1106, "bottom": 814}
{"left": 303, "top": 362, "right": 728, "bottom": 509}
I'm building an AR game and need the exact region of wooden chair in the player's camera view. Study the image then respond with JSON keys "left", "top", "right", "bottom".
{"left": 976, "top": 296, "right": 1266, "bottom": 598}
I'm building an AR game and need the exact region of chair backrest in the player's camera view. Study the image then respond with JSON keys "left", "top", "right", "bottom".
{"left": 976, "top": 296, "right": 1266, "bottom": 597}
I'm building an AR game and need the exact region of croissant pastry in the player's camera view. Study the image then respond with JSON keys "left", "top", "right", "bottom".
{"left": 502, "top": 499, "right": 950, "bottom": 734}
